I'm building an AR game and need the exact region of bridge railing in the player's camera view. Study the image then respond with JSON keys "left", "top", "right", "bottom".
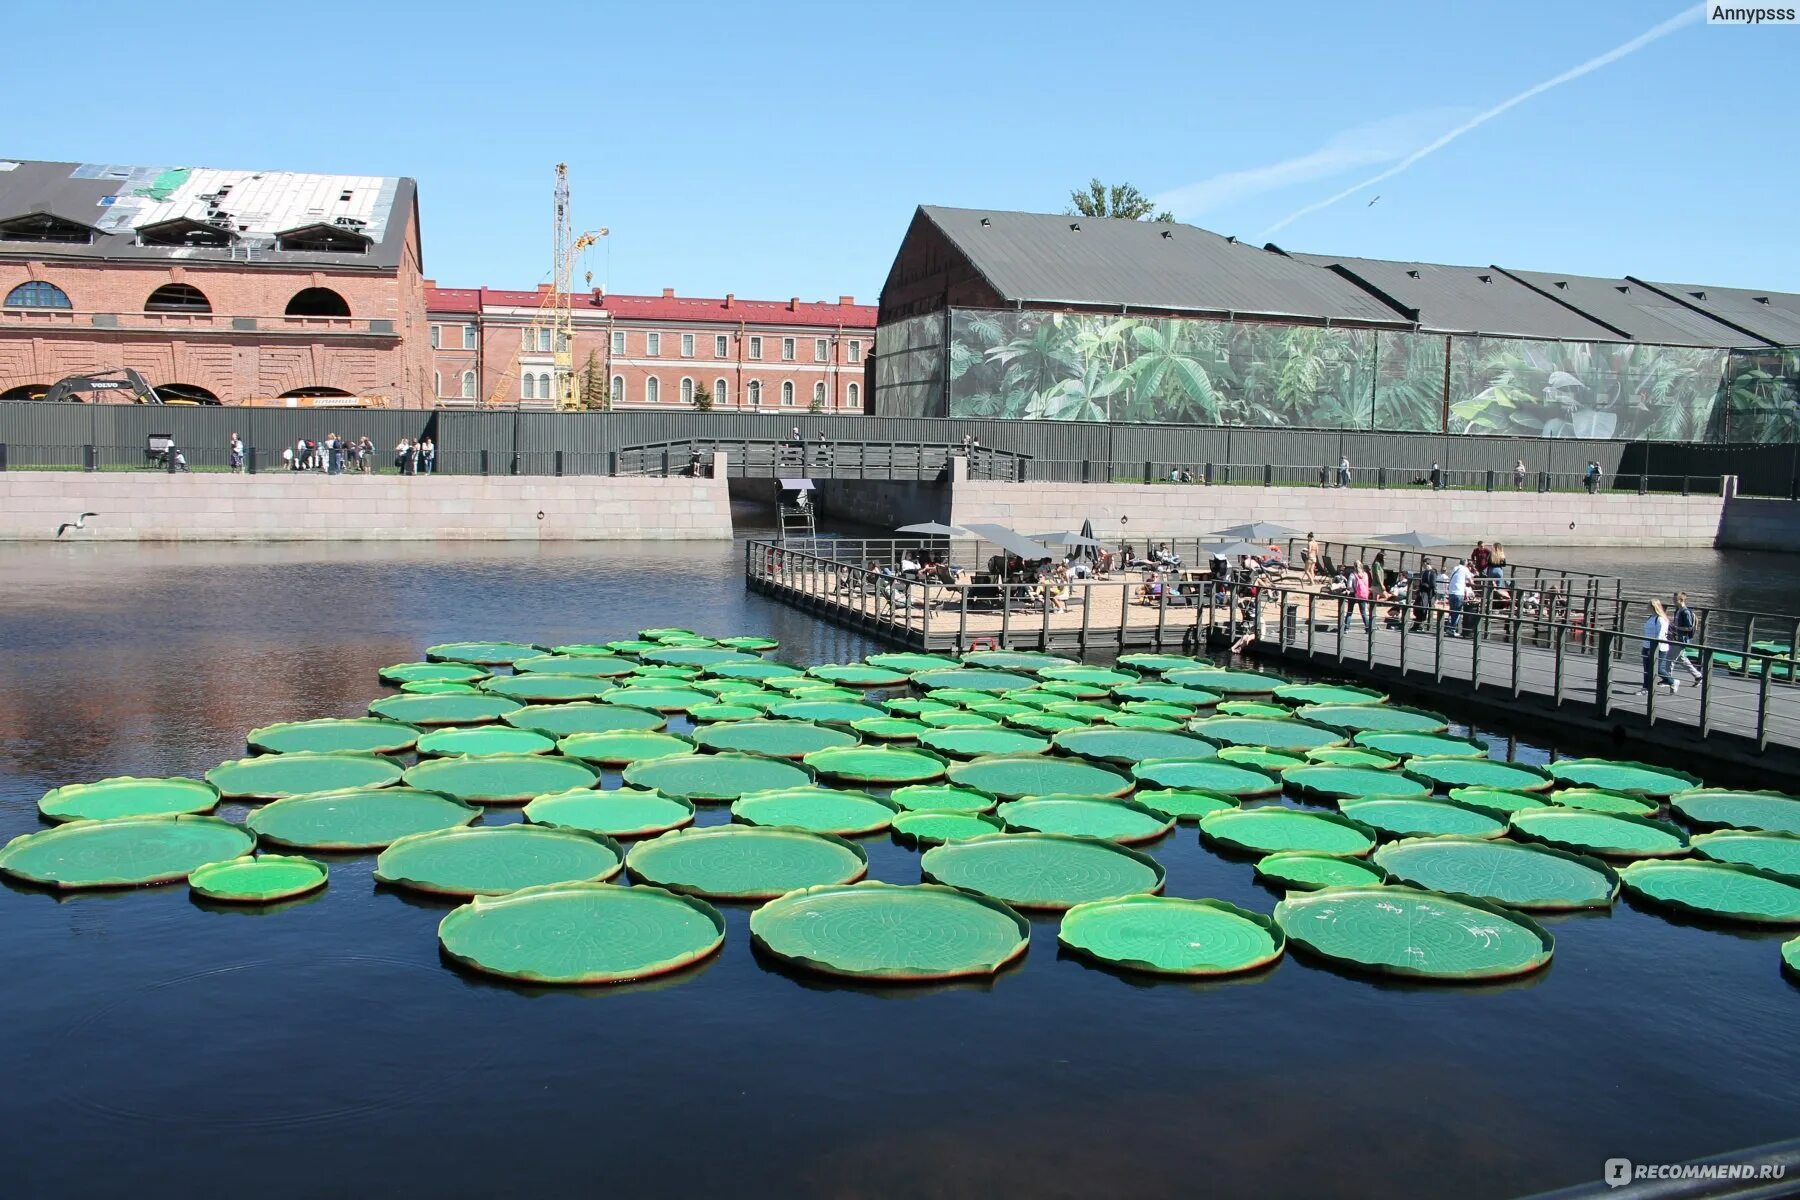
{"left": 1018, "top": 458, "right": 1729, "bottom": 495}
{"left": 613, "top": 439, "right": 1028, "bottom": 481}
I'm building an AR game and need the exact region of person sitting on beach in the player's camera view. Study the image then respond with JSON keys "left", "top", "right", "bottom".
{"left": 1138, "top": 570, "right": 1164, "bottom": 603}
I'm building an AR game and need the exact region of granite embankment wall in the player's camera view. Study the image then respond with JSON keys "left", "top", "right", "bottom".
{"left": 1715, "top": 495, "right": 1800, "bottom": 552}
{"left": 0, "top": 462, "right": 732, "bottom": 542}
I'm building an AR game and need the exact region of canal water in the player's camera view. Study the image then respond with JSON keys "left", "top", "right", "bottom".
{"left": 1, "top": 515, "right": 1794, "bottom": 1200}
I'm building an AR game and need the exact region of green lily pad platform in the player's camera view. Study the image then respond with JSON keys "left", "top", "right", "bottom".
{"left": 1051, "top": 727, "right": 1217, "bottom": 765}
{"left": 767, "top": 699, "right": 886, "bottom": 724}
{"left": 207, "top": 752, "right": 405, "bottom": 800}
{"left": 1059, "top": 895, "right": 1284, "bottom": 977}
{"left": 1619, "top": 859, "right": 1800, "bottom": 925}
{"left": 401, "top": 681, "right": 481, "bottom": 695}
{"left": 997, "top": 796, "right": 1174, "bottom": 844}
{"left": 1188, "top": 717, "right": 1344, "bottom": 751}
{"left": 1117, "top": 653, "right": 1203, "bottom": 673}
{"left": 889, "top": 784, "right": 996, "bottom": 813}
{"left": 1448, "top": 787, "right": 1558, "bottom": 817}
{"left": 1340, "top": 797, "right": 1507, "bottom": 840}
{"left": 1216, "top": 747, "right": 1306, "bottom": 772}
{"left": 731, "top": 787, "right": 901, "bottom": 836}
{"left": 1690, "top": 831, "right": 1800, "bottom": 883}
{"left": 1508, "top": 807, "right": 1690, "bottom": 860}
{"left": 1133, "top": 758, "right": 1281, "bottom": 797}
{"left": 374, "top": 825, "right": 623, "bottom": 896}
{"left": 918, "top": 728, "right": 1050, "bottom": 759}
{"left": 1133, "top": 789, "right": 1239, "bottom": 822}
{"left": 416, "top": 726, "right": 555, "bottom": 758}
{"left": 750, "top": 882, "right": 1030, "bottom": 981}
{"left": 889, "top": 810, "right": 1005, "bottom": 848}
{"left": 1282, "top": 765, "right": 1432, "bottom": 804}
{"left": 0, "top": 814, "right": 254, "bottom": 889}
{"left": 403, "top": 754, "right": 598, "bottom": 805}
{"left": 1110, "top": 683, "right": 1222, "bottom": 707}
{"left": 247, "top": 787, "right": 481, "bottom": 850}
{"left": 1305, "top": 747, "right": 1400, "bottom": 769}
{"left": 425, "top": 641, "right": 545, "bottom": 666}
{"left": 502, "top": 702, "right": 665, "bottom": 737}
{"left": 555, "top": 730, "right": 696, "bottom": 766}
{"left": 1163, "top": 668, "right": 1285, "bottom": 694}
{"left": 1214, "top": 701, "right": 1288, "bottom": 719}
{"left": 438, "top": 882, "right": 725, "bottom": 984}
{"left": 38, "top": 776, "right": 220, "bottom": 823}
{"left": 705, "top": 660, "right": 804, "bottom": 681}
{"left": 369, "top": 693, "right": 522, "bottom": 727}
{"left": 1002, "top": 711, "right": 1087, "bottom": 735}
{"left": 1670, "top": 789, "right": 1800, "bottom": 835}
{"left": 1275, "top": 683, "right": 1387, "bottom": 707}
{"left": 1038, "top": 665, "right": 1139, "bottom": 688}
{"left": 1547, "top": 788, "right": 1660, "bottom": 817}
{"left": 622, "top": 752, "right": 813, "bottom": 803}
{"left": 511, "top": 654, "right": 637, "bottom": 678}
{"left": 808, "top": 663, "right": 909, "bottom": 688}
{"left": 921, "top": 832, "right": 1165, "bottom": 910}
{"left": 1401, "top": 757, "right": 1553, "bottom": 793}
{"left": 626, "top": 825, "right": 868, "bottom": 900}
{"left": 523, "top": 787, "right": 695, "bottom": 838}
{"left": 1353, "top": 731, "right": 1490, "bottom": 759}
{"left": 1373, "top": 836, "right": 1619, "bottom": 911}
{"left": 866, "top": 652, "right": 962, "bottom": 673}
{"left": 248, "top": 717, "right": 420, "bottom": 756}
{"left": 912, "top": 668, "right": 1038, "bottom": 693}
{"left": 691, "top": 703, "right": 766, "bottom": 724}
{"left": 1296, "top": 704, "right": 1449, "bottom": 734}
{"left": 189, "top": 855, "right": 328, "bottom": 904}
{"left": 1254, "top": 852, "right": 1386, "bottom": 892}
{"left": 640, "top": 647, "right": 761, "bottom": 667}
{"left": 803, "top": 745, "right": 948, "bottom": 785}
{"left": 1274, "top": 885, "right": 1554, "bottom": 980}
{"left": 851, "top": 716, "right": 928, "bottom": 741}
{"left": 1543, "top": 758, "right": 1702, "bottom": 798}
{"left": 946, "top": 754, "right": 1131, "bottom": 800}
{"left": 1199, "top": 807, "right": 1377, "bottom": 858}
{"left": 961, "top": 650, "right": 1075, "bottom": 671}
{"left": 482, "top": 675, "right": 615, "bottom": 704}
{"left": 380, "top": 661, "right": 488, "bottom": 685}
{"left": 598, "top": 685, "right": 712, "bottom": 713}
{"left": 918, "top": 709, "right": 1003, "bottom": 730}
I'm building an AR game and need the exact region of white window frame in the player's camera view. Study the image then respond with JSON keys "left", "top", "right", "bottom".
{"left": 813, "top": 380, "right": 826, "bottom": 405}
{"left": 714, "top": 377, "right": 728, "bottom": 405}
{"left": 814, "top": 338, "right": 827, "bottom": 362}
{"left": 521, "top": 373, "right": 535, "bottom": 401}
{"left": 747, "top": 380, "right": 762, "bottom": 405}
{"left": 646, "top": 332, "right": 661, "bottom": 356}
{"left": 462, "top": 370, "right": 476, "bottom": 398}
{"left": 433, "top": 369, "right": 441, "bottom": 394}
{"left": 646, "top": 376, "right": 660, "bottom": 403}
{"left": 781, "top": 380, "right": 795, "bottom": 406}
{"left": 463, "top": 324, "right": 477, "bottom": 349}
{"left": 849, "top": 339, "right": 862, "bottom": 363}
{"left": 537, "top": 328, "right": 552, "bottom": 353}
{"left": 748, "top": 336, "right": 763, "bottom": 360}
{"left": 680, "top": 376, "right": 694, "bottom": 404}
{"left": 847, "top": 382, "right": 860, "bottom": 407}
{"left": 611, "top": 330, "right": 625, "bottom": 354}
{"left": 611, "top": 375, "right": 625, "bottom": 404}
{"left": 714, "top": 334, "right": 728, "bottom": 358}
{"left": 781, "top": 337, "right": 795, "bottom": 361}
{"left": 681, "top": 333, "right": 694, "bottom": 357}
{"left": 429, "top": 324, "right": 441, "bottom": 349}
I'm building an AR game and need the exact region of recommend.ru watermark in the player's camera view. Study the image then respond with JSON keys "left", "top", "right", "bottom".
{"left": 1605, "top": 1157, "right": 1789, "bottom": 1187}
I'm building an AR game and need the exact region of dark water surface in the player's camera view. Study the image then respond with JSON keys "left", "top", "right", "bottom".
{"left": 2, "top": 522, "right": 1795, "bottom": 1200}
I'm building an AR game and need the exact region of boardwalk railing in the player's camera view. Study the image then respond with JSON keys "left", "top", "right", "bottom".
{"left": 615, "top": 439, "right": 1028, "bottom": 481}
{"left": 1019, "top": 459, "right": 1729, "bottom": 494}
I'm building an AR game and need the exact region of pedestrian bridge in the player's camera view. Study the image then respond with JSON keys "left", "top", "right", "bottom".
{"left": 613, "top": 438, "right": 1027, "bottom": 481}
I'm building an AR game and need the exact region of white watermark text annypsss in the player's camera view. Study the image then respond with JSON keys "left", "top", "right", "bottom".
{"left": 1605, "top": 1157, "right": 1789, "bottom": 1188}
{"left": 1707, "top": 4, "right": 1798, "bottom": 23}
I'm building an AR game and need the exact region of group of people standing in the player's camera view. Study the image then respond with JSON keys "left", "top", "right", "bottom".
{"left": 282, "top": 435, "right": 379, "bottom": 474}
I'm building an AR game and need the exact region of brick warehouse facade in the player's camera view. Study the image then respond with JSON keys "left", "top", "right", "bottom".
{"left": 424, "top": 286, "right": 875, "bottom": 411}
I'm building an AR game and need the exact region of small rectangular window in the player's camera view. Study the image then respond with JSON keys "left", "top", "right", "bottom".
{"left": 611, "top": 330, "right": 625, "bottom": 354}
{"left": 714, "top": 334, "right": 728, "bottom": 358}
{"left": 429, "top": 325, "right": 441, "bottom": 349}
{"left": 463, "top": 324, "right": 477, "bottom": 349}
{"left": 849, "top": 339, "right": 862, "bottom": 363}
{"left": 781, "top": 337, "right": 795, "bottom": 361}
{"left": 681, "top": 333, "right": 694, "bottom": 357}
{"left": 647, "top": 332, "right": 661, "bottom": 356}
{"left": 536, "top": 328, "right": 552, "bottom": 353}
{"left": 814, "top": 338, "right": 828, "bottom": 362}
{"left": 749, "top": 336, "right": 763, "bottom": 360}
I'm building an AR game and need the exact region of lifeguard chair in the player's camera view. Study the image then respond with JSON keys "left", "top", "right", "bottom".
{"left": 776, "top": 478, "right": 816, "bottom": 545}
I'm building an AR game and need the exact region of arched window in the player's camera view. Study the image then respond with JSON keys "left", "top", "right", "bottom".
{"left": 521, "top": 373, "right": 537, "bottom": 401}
{"left": 145, "top": 283, "right": 211, "bottom": 313}
{"left": 646, "top": 376, "right": 660, "bottom": 403}
{"left": 714, "top": 377, "right": 728, "bottom": 406}
{"left": 813, "top": 381, "right": 826, "bottom": 406}
{"left": 680, "top": 377, "right": 694, "bottom": 405}
{"left": 157, "top": 383, "right": 221, "bottom": 405}
{"left": 611, "top": 375, "right": 624, "bottom": 405}
{"left": 747, "top": 380, "right": 762, "bottom": 405}
{"left": 4, "top": 280, "right": 71, "bottom": 309}
{"left": 285, "top": 287, "right": 350, "bottom": 317}
{"left": 847, "top": 382, "right": 860, "bottom": 407}
{"left": 781, "top": 381, "right": 795, "bottom": 406}
{"left": 434, "top": 371, "right": 442, "bottom": 396}
{"left": 461, "top": 371, "right": 476, "bottom": 399}
{"left": 0, "top": 383, "right": 51, "bottom": 401}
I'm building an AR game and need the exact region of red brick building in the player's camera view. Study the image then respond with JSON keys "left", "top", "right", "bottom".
{"left": 0, "top": 159, "right": 429, "bottom": 406}
{"left": 424, "top": 285, "right": 876, "bottom": 411}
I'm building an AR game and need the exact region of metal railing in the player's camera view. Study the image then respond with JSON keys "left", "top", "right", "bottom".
{"left": 614, "top": 439, "right": 1028, "bottom": 481}
{"left": 1017, "top": 458, "right": 1729, "bottom": 495}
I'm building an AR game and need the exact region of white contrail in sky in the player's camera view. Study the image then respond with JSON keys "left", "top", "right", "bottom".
{"left": 1260, "top": 5, "right": 1704, "bottom": 238}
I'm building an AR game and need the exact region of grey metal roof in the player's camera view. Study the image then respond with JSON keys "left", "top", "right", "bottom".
{"left": 919, "top": 206, "right": 1409, "bottom": 327}
{"left": 1500, "top": 269, "right": 1755, "bottom": 348}
{"left": 1633, "top": 280, "right": 1800, "bottom": 347}
{"left": 1290, "top": 252, "right": 1622, "bottom": 341}
{"left": 0, "top": 159, "right": 413, "bottom": 270}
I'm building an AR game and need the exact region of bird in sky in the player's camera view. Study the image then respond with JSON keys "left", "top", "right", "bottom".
{"left": 1367, "top": 195, "right": 1381, "bottom": 207}
{"left": 56, "top": 512, "right": 98, "bottom": 537}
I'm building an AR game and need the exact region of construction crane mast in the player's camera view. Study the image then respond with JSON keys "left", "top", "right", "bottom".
{"left": 487, "top": 164, "right": 601, "bottom": 409}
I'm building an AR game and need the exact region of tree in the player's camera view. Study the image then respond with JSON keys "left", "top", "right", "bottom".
{"left": 579, "top": 349, "right": 608, "bottom": 410}
{"left": 1066, "top": 179, "right": 1172, "bottom": 222}
{"left": 692, "top": 382, "right": 714, "bottom": 411}
{"left": 807, "top": 396, "right": 825, "bottom": 414}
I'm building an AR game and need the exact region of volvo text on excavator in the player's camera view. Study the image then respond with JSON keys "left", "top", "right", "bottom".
{"left": 41, "top": 369, "right": 164, "bottom": 404}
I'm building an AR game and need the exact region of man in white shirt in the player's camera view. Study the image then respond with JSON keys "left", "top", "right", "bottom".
{"left": 1446, "top": 559, "right": 1472, "bottom": 635}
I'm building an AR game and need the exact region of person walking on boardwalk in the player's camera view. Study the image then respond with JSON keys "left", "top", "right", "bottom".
{"left": 1340, "top": 561, "right": 1373, "bottom": 635}
{"left": 1446, "top": 557, "right": 1472, "bottom": 635}
{"left": 1338, "top": 455, "right": 1352, "bottom": 488}
{"left": 1641, "top": 599, "right": 1676, "bottom": 694}
{"left": 1670, "top": 592, "right": 1704, "bottom": 683}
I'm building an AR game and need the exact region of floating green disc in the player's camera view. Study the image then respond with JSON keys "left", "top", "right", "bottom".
{"left": 640, "top": 647, "right": 760, "bottom": 667}
{"left": 1274, "top": 885, "right": 1554, "bottom": 979}
{"left": 1509, "top": 807, "right": 1690, "bottom": 859}
{"left": 968, "top": 700, "right": 1045, "bottom": 719}
{"left": 1544, "top": 758, "right": 1703, "bottom": 797}
{"left": 808, "top": 663, "right": 908, "bottom": 687}
{"left": 402, "top": 754, "right": 598, "bottom": 805}
{"left": 1547, "top": 788, "right": 1660, "bottom": 816}
{"left": 630, "top": 665, "right": 701, "bottom": 681}
{"left": 1051, "top": 727, "right": 1217, "bottom": 765}
{"left": 416, "top": 726, "right": 555, "bottom": 758}
{"left": 961, "top": 650, "right": 1075, "bottom": 670}
{"left": 997, "top": 796, "right": 1174, "bottom": 844}
{"left": 1188, "top": 717, "right": 1344, "bottom": 751}
{"left": 1282, "top": 765, "right": 1433, "bottom": 804}
{"left": 919, "top": 728, "right": 1050, "bottom": 759}
{"left": 438, "top": 882, "right": 724, "bottom": 984}
{"left": 556, "top": 730, "right": 696, "bottom": 766}
{"left": 247, "top": 717, "right": 419, "bottom": 756}
{"left": 705, "top": 660, "right": 804, "bottom": 681}
{"left": 1306, "top": 747, "right": 1399, "bottom": 769}
{"left": 1691, "top": 831, "right": 1800, "bottom": 883}
{"left": 692, "top": 679, "right": 768, "bottom": 698}
{"left": 374, "top": 825, "right": 623, "bottom": 896}
{"left": 852, "top": 716, "right": 927, "bottom": 741}
{"left": 1102, "top": 712, "right": 1185, "bottom": 732}
{"left": 1401, "top": 757, "right": 1552, "bottom": 793}
{"left": 1671, "top": 789, "right": 1800, "bottom": 834}
{"left": 1275, "top": 683, "right": 1387, "bottom": 707}
{"left": 426, "top": 641, "right": 544, "bottom": 665}
{"left": 1059, "top": 895, "right": 1283, "bottom": 976}
{"left": 921, "top": 832, "right": 1165, "bottom": 910}
{"left": 919, "top": 709, "right": 1002, "bottom": 730}
{"left": 547, "top": 642, "right": 628, "bottom": 656}
{"left": 946, "top": 754, "right": 1131, "bottom": 800}
{"left": 622, "top": 752, "right": 813, "bottom": 802}
{"left": 867, "top": 652, "right": 962, "bottom": 673}
{"left": 1353, "top": 731, "right": 1490, "bottom": 759}
{"left": 1254, "top": 852, "right": 1386, "bottom": 892}
{"left": 778, "top": 685, "right": 862, "bottom": 703}
{"left": 885, "top": 696, "right": 957, "bottom": 717}
{"left": 1215, "top": 701, "right": 1290, "bottom": 719}
{"left": 1133, "top": 789, "right": 1239, "bottom": 821}
{"left": 1042, "top": 700, "right": 1121, "bottom": 721}
{"left": 511, "top": 654, "right": 637, "bottom": 678}
{"left": 523, "top": 787, "right": 695, "bottom": 838}
{"left": 638, "top": 627, "right": 699, "bottom": 641}
{"left": 1200, "top": 807, "right": 1377, "bottom": 857}
{"left": 401, "top": 681, "right": 481, "bottom": 695}
{"left": 1162, "top": 668, "right": 1284, "bottom": 694}
{"left": 767, "top": 699, "right": 885, "bottom": 724}
{"left": 913, "top": 668, "right": 1037, "bottom": 693}
{"left": 1038, "top": 665, "right": 1139, "bottom": 687}
{"left": 603, "top": 639, "right": 661, "bottom": 654}
{"left": 1216, "top": 747, "right": 1306, "bottom": 772}
{"left": 0, "top": 814, "right": 253, "bottom": 889}
{"left": 1373, "top": 836, "right": 1619, "bottom": 911}
{"left": 1120, "top": 701, "right": 1200, "bottom": 718}
{"left": 731, "top": 786, "right": 900, "bottom": 835}
{"left": 750, "top": 882, "right": 1030, "bottom": 980}
{"left": 246, "top": 786, "right": 480, "bottom": 850}
{"left": 1109, "top": 683, "right": 1222, "bottom": 707}
{"left": 689, "top": 703, "right": 763, "bottom": 723}
{"left": 1620, "top": 860, "right": 1800, "bottom": 925}
{"left": 716, "top": 635, "right": 779, "bottom": 651}
{"left": 38, "top": 776, "right": 220, "bottom": 823}
{"left": 890, "top": 784, "right": 996, "bottom": 813}
{"left": 1004, "top": 710, "right": 1089, "bottom": 735}
{"left": 690, "top": 720, "right": 858, "bottom": 760}
{"left": 1449, "top": 787, "right": 1554, "bottom": 816}
{"left": 481, "top": 675, "right": 612, "bottom": 703}
{"left": 207, "top": 752, "right": 403, "bottom": 800}
{"left": 1133, "top": 758, "right": 1281, "bottom": 797}
{"left": 997, "top": 690, "right": 1055, "bottom": 709}
{"left": 1340, "top": 797, "right": 1507, "bottom": 840}
{"left": 380, "top": 661, "right": 487, "bottom": 685}
{"left": 1781, "top": 937, "right": 1800, "bottom": 979}
{"left": 1117, "top": 653, "right": 1202, "bottom": 673}
{"left": 369, "top": 693, "right": 522, "bottom": 727}
{"left": 503, "top": 702, "right": 664, "bottom": 736}
{"left": 626, "top": 825, "right": 868, "bottom": 899}
{"left": 1296, "top": 704, "right": 1449, "bottom": 734}
{"left": 802, "top": 745, "right": 948, "bottom": 785}
{"left": 189, "top": 855, "right": 327, "bottom": 903}
{"left": 599, "top": 685, "right": 712, "bottom": 713}
{"left": 889, "top": 810, "right": 1005, "bottom": 847}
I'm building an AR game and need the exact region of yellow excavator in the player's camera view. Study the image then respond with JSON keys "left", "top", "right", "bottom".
{"left": 41, "top": 368, "right": 166, "bottom": 404}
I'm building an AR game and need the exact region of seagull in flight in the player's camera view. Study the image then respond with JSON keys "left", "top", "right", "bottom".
{"left": 56, "top": 512, "right": 98, "bottom": 537}
{"left": 1367, "top": 195, "right": 1381, "bottom": 207}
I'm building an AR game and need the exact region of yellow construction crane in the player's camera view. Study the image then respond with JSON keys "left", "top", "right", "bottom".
{"left": 485, "top": 164, "right": 605, "bottom": 409}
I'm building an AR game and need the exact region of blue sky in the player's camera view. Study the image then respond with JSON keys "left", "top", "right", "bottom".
{"left": 6, "top": 1, "right": 1796, "bottom": 300}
